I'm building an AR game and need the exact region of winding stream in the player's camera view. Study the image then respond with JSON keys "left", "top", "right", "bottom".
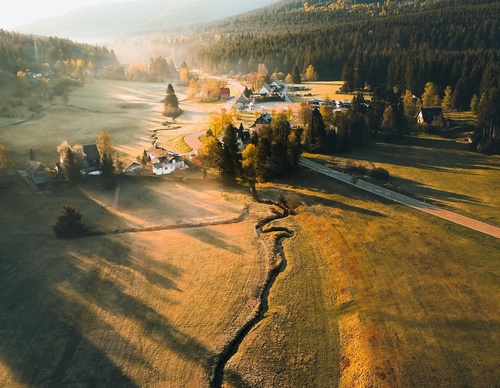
{"left": 211, "top": 199, "right": 295, "bottom": 388}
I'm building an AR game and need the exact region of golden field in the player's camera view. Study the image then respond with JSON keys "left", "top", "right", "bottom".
{"left": 0, "top": 78, "right": 499, "bottom": 387}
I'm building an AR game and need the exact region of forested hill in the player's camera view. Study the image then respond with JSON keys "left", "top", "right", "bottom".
{"left": 195, "top": 0, "right": 499, "bottom": 35}
{"left": 191, "top": 0, "right": 500, "bottom": 106}
{"left": 0, "top": 31, "right": 119, "bottom": 76}
{"left": 0, "top": 31, "right": 120, "bottom": 116}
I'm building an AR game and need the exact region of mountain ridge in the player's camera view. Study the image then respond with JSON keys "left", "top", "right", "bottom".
{"left": 15, "top": 0, "right": 283, "bottom": 43}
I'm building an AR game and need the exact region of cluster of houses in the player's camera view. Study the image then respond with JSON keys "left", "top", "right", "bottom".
{"left": 235, "top": 81, "right": 287, "bottom": 111}
{"left": 24, "top": 142, "right": 187, "bottom": 188}
{"left": 126, "top": 144, "right": 187, "bottom": 176}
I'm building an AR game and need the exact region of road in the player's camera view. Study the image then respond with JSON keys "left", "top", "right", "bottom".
{"left": 300, "top": 158, "right": 500, "bottom": 239}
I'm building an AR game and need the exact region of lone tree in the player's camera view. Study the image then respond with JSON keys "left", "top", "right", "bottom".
{"left": 292, "top": 64, "right": 302, "bottom": 84}
{"left": 163, "top": 83, "right": 183, "bottom": 118}
{"left": 53, "top": 205, "right": 88, "bottom": 238}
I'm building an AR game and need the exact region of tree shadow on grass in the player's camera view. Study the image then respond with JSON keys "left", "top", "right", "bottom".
{"left": 341, "top": 137, "right": 500, "bottom": 173}
{"left": 385, "top": 174, "right": 481, "bottom": 209}
{"left": 290, "top": 160, "right": 483, "bottom": 214}
{"left": 268, "top": 170, "right": 389, "bottom": 218}
{"left": 181, "top": 227, "right": 245, "bottom": 254}
{"left": 0, "top": 183, "right": 252, "bottom": 387}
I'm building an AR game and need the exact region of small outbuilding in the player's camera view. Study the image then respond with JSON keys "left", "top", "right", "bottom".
{"left": 26, "top": 160, "right": 48, "bottom": 187}
{"left": 122, "top": 159, "right": 141, "bottom": 173}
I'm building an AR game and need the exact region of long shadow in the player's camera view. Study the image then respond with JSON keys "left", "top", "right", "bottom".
{"left": 0, "top": 179, "right": 252, "bottom": 386}
{"left": 181, "top": 228, "right": 244, "bottom": 254}
{"left": 272, "top": 170, "right": 389, "bottom": 218}
{"left": 385, "top": 174, "right": 480, "bottom": 208}
{"left": 297, "top": 158, "right": 484, "bottom": 211}
{"left": 338, "top": 137, "right": 500, "bottom": 172}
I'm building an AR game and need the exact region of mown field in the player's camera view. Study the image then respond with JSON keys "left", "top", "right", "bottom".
{"left": 1, "top": 78, "right": 499, "bottom": 387}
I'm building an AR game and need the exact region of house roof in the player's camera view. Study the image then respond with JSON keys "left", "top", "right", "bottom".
{"left": 83, "top": 144, "right": 100, "bottom": 160}
{"left": 26, "top": 160, "right": 46, "bottom": 174}
{"left": 148, "top": 147, "right": 168, "bottom": 159}
{"left": 259, "top": 83, "right": 272, "bottom": 93}
{"left": 122, "top": 159, "right": 141, "bottom": 170}
{"left": 254, "top": 112, "right": 272, "bottom": 124}
{"left": 418, "top": 108, "right": 443, "bottom": 124}
{"left": 235, "top": 94, "right": 249, "bottom": 104}
{"left": 26, "top": 161, "right": 48, "bottom": 184}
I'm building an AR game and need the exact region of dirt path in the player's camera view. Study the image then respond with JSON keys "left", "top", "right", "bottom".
{"left": 184, "top": 130, "right": 205, "bottom": 153}
{"left": 300, "top": 158, "right": 500, "bottom": 238}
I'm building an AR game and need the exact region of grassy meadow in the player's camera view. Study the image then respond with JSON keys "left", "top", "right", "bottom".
{"left": 305, "top": 135, "right": 500, "bottom": 227}
{"left": 224, "top": 170, "right": 500, "bottom": 387}
{"left": 0, "top": 78, "right": 499, "bottom": 387}
{"left": 0, "top": 173, "right": 277, "bottom": 386}
{"left": 0, "top": 78, "right": 216, "bottom": 168}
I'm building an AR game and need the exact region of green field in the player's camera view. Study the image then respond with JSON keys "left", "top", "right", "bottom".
{"left": 305, "top": 135, "right": 500, "bottom": 227}
{"left": 0, "top": 79, "right": 499, "bottom": 387}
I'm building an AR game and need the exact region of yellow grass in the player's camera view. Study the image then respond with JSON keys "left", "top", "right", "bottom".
{"left": 307, "top": 136, "right": 500, "bottom": 226}
{"left": 299, "top": 81, "right": 370, "bottom": 102}
{"left": 1, "top": 79, "right": 498, "bottom": 387}
{"left": 223, "top": 172, "right": 500, "bottom": 387}
{"left": 0, "top": 175, "right": 277, "bottom": 386}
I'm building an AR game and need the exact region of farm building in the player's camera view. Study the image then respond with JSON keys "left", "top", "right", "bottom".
{"left": 26, "top": 160, "right": 48, "bottom": 187}
{"left": 122, "top": 159, "right": 141, "bottom": 173}
{"left": 417, "top": 108, "right": 447, "bottom": 127}
{"left": 82, "top": 144, "right": 101, "bottom": 175}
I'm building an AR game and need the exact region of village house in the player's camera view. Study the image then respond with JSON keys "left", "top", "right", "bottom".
{"left": 417, "top": 107, "right": 447, "bottom": 127}
{"left": 219, "top": 87, "right": 231, "bottom": 99}
{"left": 122, "top": 159, "right": 141, "bottom": 173}
{"left": 235, "top": 93, "right": 250, "bottom": 110}
{"left": 236, "top": 123, "right": 251, "bottom": 153}
{"left": 256, "top": 82, "right": 284, "bottom": 99}
{"left": 82, "top": 144, "right": 102, "bottom": 175}
{"left": 250, "top": 112, "right": 272, "bottom": 132}
{"left": 26, "top": 160, "right": 49, "bottom": 187}
{"left": 146, "top": 145, "right": 187, "bottom": 175}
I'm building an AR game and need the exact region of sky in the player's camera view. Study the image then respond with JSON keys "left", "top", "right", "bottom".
{"left": 0, "top": 0, "right": 128, "bottom": 30}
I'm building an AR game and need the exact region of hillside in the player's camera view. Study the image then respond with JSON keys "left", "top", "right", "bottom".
{"left": 15, "top": 0, "right": 282, "bottom": 43}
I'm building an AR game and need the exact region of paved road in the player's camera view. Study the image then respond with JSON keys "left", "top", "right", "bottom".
{"left": 300, "top": 158, "right": 500, "bottom": 239}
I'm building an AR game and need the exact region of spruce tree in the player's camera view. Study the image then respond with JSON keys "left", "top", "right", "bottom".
{"left": 292, "top": 65, "right": 302, "bottom": 84}
{"left": 220, "top": 124, "right": 240, "bottom": 179}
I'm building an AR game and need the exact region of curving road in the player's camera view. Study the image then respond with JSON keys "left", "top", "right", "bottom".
{"left": 300, "top": 158, "right": 500, "bottom": 239}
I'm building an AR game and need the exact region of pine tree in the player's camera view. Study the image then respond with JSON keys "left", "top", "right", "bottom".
{"left": 63, "top": 148, "right": 82, "bottom": 185}
{"left": 421, "top": 82, "right": 441, "bottom": 107}
{"left": 442, "top": 86, "right": 454, "bottom": 111}
{"left": 164, "top": 83, "right": 179, "bottom": 109}
{"left": 96, "top": 131, "right": 115, "bottom": 177}
{"left": 53, "top": 205, "right": 87, "bottom": 238}
{"left": 292, "top": 65, "right": 302, "bottom": 84}
{"left": 220, "top": 124, "right": 240, "bottom": 179}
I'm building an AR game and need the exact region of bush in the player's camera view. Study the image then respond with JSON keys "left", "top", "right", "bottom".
{"left": 369, "top": 167, "right": 390, "bottom": 180}
{"left": 53, "top": 205, "right": 88, "bottom": 238}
